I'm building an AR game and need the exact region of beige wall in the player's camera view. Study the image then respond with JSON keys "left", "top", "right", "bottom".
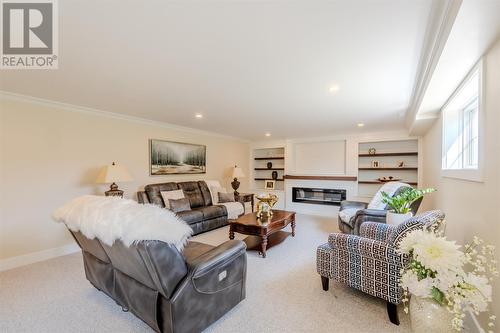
{"left": 421, "top": 38, "right": 500, "bottom": 323}
{"left": 0, "top": 97, "right": 250, "bottom": 260}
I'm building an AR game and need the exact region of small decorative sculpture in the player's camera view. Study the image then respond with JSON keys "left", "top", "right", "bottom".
{"left": 255, "top": 194, "right": 278, "bottom": 219}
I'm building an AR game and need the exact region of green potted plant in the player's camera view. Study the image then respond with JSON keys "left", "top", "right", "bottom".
{"left": 382, "top": 187, "right": 436, "bottom": 226}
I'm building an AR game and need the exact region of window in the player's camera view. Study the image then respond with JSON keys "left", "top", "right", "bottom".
{"left": 442, "top": 64, "right": 482, "bottom": 181}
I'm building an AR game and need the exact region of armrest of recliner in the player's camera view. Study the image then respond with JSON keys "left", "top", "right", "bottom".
{"left": 355, "top": 209, "right": 388, "bottom": 218}
{"left": 340, "top": 200, "right": 368, "bottom": 211}
{"left": 189, "top": 240, "right": 246, "bottom": 276}
{"left": 350, "top": 209, "right": 388, "bottom": 235}
{"left": 188, "top": 240, "right": 247, "bottom": 294}
{"left": 137, "top": 191, "right": 149, "bottom": 204}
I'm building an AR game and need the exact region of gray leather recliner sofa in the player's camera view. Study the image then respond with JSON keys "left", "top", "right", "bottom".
{"left": 137, "top": 181, "right": 235, "bottom": 235}
{"left": 70, "top": 230, "right": 247, "bottom": 333}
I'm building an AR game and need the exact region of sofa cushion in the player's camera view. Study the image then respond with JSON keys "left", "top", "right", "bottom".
{"left": 193, "top": 205, "right": 227, "bottom": 220}
{"left": 197, "top": 181, "right": 213, "bottom": 206}
{"left": 144, "top": 182, "right": 178, "bottom": 207}
{"left": 177, "top": 181, "right": 205, "bottom": 208}
{"left": 176, "top": 210, "right": 204, "bottom": 225}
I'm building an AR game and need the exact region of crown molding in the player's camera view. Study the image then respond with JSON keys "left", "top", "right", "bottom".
{"left": 0, "top": 90, "right": 250, "bottom": 143}
{"left": 285, "top": 129, "right": 414, "bottom": 144}
{"left": 405, "top": 0, "right": 463, "bottom": 131}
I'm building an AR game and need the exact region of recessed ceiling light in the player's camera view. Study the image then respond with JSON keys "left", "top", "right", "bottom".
{"left": 357, "top": 123, "right": 365, "bottom": 127}
{"left": 195, "top": 113, "right": 203, "bottom": 119}
{"left": 329, "top": 85, "right": 340, "bottom": 93}
{"left": 265, "top": 133, "right": 271, "bottom": 137}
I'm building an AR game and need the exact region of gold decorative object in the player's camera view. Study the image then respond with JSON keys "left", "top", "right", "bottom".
{"left": 255, "top": 194, "right": 278, "bottom": 219}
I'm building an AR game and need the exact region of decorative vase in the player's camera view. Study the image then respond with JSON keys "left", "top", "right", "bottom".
{"left": 255, "top": 194, "right": 278, "bottom": 219}
{"left": 267, "top": 162, "right": 273, "bottom": 169}
{"left": 271, "top": 171, "right": 278, "bottom": 179}
{"left": 386, "top": 211, "right": 412, "bottom": 226}
{"left": 409, "top": 296, "right": 454, "bottom": 333}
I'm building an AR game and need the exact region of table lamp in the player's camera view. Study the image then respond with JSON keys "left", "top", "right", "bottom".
{"left": 231, "top": 165, "right": 245, "bottom": 195}
{"left": 96, "top": 162, "right": 133, "bottom": 197}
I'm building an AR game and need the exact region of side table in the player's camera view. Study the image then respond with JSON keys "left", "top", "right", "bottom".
{"left": 234, "top": 193, "right": 254, "bottom": 213}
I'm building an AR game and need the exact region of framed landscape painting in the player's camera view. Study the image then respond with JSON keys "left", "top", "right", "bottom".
{"left": 150, "top": 139, "right": 206, "bottom": 175}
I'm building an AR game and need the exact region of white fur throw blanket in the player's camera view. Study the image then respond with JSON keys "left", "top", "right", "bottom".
{"left": 53, "top": 195, "right": 192, "bottom": 250}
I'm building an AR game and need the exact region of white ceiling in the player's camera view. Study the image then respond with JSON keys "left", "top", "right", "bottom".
{"left": 417, "top": 0, "right": 500, "bottom": 116}
{"left": 1, "top": 0, "right": 436, "bottom": 140}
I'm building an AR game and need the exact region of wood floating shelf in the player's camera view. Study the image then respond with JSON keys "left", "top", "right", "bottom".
{"left": 358, "top": 152, "right": 418, "bottom": 157}
{"left": 254, "top": 168, "right": 285, "bottom": 170}
{"left": 358, "top": 167, "right": 418, "bottom": 171}
{"left": 254, "top": 178, "right": 284, "bottom": 181}
{"left": 283, "top": 175, "right": 357, "bottom": 181}
{"left": 254, "top": 157, "right": 285, "bottom": 160}
{"left": 358, "top": 181, "right": 418, "bottom": 186}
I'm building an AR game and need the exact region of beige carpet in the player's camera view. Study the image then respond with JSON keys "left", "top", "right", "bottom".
{"left": 0, "top": 214, "right": 410, "bottom": 332}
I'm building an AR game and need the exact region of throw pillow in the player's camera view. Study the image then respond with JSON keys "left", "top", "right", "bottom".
{"left": 209, "top": 186, "right": 225, "bottom": 204}
{"left": 218, "top": 192, "right": 235, "bottom": 203}
{"left": 368, "top": 182, "right": 409, "bottom": 210}
{"left": 169, "top": 198, "right": 191, "bottom": 213}
{"left": 160, "top": 189, "right": 184, "bottom": 209}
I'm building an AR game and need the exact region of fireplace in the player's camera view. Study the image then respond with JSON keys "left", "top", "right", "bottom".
{"left": 292, "top": 187, "right": 346, "bottom": 206}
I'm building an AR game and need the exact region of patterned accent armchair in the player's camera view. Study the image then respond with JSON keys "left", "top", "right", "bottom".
{"left": 317, "top": 210, "right": 445, "bottom": 325}
{"left": 338, "top": 183, "right": 423, "bottom": 235}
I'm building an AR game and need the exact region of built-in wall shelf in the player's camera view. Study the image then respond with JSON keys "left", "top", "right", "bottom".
{"left": 358, "top": 139, "right": 419, "bottom": 197}
{"left": 254, "top": 168, "right": 285, "bottom": 170}
{"left": 359, "top": 181, "right": 418, "bottom": 186}
{"left": 358, "top": 152, "right": 418, "bottom": 157}
{"left": 358, "top": 167, "right": 418, "bottom": 171}
{"left": 254, "top": 157, "right": 285, "bottom": 160}
{"left": 252, "top": 147, "right": 286, "bottom": 191}
{"left": 284, "top": 175, "right": 357, "bottom": 181}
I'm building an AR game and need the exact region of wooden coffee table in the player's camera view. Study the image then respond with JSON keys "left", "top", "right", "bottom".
{"left": 229, "top": 210, "right": 296, "bottom": 258}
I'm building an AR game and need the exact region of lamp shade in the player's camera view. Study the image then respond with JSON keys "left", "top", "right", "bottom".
{"left": 231, "top": 166, "right": 245, "bottom": 178}
{"left": 96, "top": 162, "right": 133, "bottom": 184}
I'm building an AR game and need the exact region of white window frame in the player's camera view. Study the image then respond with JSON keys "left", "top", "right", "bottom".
{"left": 441, "top": 61, "right": 484, "bottom": 182}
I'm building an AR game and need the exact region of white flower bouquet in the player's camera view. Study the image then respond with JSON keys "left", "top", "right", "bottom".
{"left": 399, "top": 229, "right": 498, "bottom": 331}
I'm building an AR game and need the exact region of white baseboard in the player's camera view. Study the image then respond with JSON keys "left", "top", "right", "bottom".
{"left": 0, "top": 243, "right": 80, "bottom": 272}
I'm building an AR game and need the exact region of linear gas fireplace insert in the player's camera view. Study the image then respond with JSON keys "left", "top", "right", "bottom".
{"left": 292, "top": 187, "right": 346, "bottom": 206}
